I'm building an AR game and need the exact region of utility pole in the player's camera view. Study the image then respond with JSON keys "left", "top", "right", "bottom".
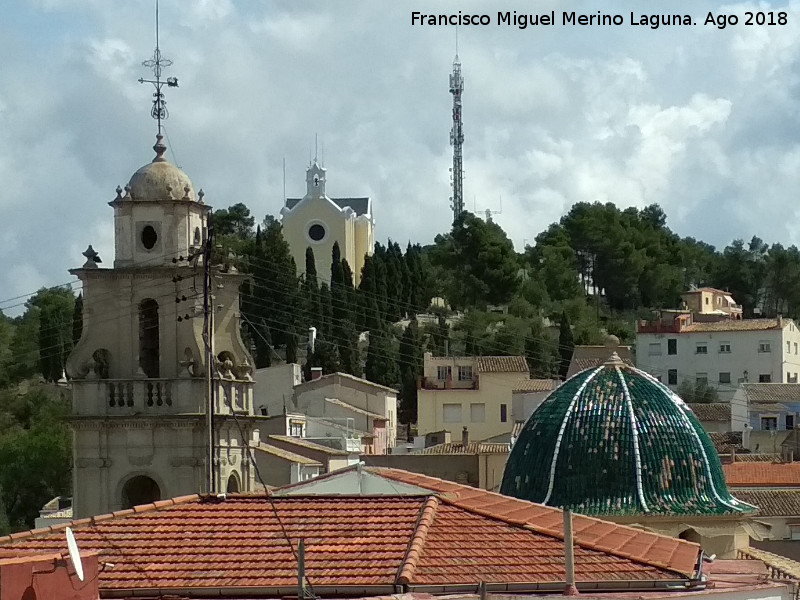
{"left": 202, "top": 227, "right": 216, "bottom": 494}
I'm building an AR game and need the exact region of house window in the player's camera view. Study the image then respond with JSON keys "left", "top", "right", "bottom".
{"left": 719, "top": 342, "right": 731, "bottom": 353}
{"left": 789, "top": 373, "right": 798, "bottom": 383}
{"left": 789, "top": 341, "right": 793, "bottom": 354}
{"left": 443, "top": 403, "right": 462, "bottom": 423}
{"left": 696, "top": 373, "right": 708, "bottom": 386}
{"left": 457, "top": 365, "right": 473, "bottom": 381}
{"left": 719, "top": 372, "right": 731, "bottom": 384}
{"left": 668, "top": 369, "right": 678, "bottom": 385}
{"left": 795, "top": 342, "right": 798, "bottom": 355}
{"left": 790, "top": 524, "right": 800, "bottom": 541}
{"left": 705, "top": 297, "right": 710, "bottom": 305}
{"left": 761, "top": 416, "right": 778, "bottom": 430}
{"left": 759, "top": 341, "right": 772, "bottom": 353}
{"left": 437, "top": 366, "right": 452, "bottom": 381}
{"left": 470, "top": 403, "right": 486, "bottom": 423}
{"left": 695, "top": 344, "right": 708, "bottom": 354}
{"left": 759, "top": 374, "right": 772, "bottom": 383}
{"left": 289, "top": 420, "right": 304, "bottom": 437}
{"left": 648, "top": 343, "right": 662, "bottom": 356}
{"left": 500, "top": 403, "right": 508, "bottom": 423}
{"left": 667, "top": 339, "right": 677, "bottom": 355}
{"left": 787, "top": 414, "right": 795, "bottom": 430}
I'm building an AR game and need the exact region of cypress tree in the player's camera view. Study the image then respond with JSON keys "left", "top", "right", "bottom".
{"left": 365, "top": 326, "right": 399, "bottom": 388}
{"left": 558, "top": 310, "right": 574, "bottom": 380}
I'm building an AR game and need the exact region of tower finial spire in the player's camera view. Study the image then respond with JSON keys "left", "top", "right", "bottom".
{"left": 138, "top": 0, "right": 179, "bottom": 157}
{"left": 449, "top": 50, "right": 465, "bottom": 222}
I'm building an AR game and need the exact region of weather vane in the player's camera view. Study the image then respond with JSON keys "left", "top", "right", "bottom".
{"left": 138, "top": 0, "right": 178, "bottom": 135}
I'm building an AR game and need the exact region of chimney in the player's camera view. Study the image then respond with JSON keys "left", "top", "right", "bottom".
{"left": 308, "top": 327, "right": 317, "bottom": 354}
{"left": 778, "top": 314, "right": 784, "bottom": 328}
{"left": 742, "top": 424, "right": 751, "bottom": 451}
{"left": 310, "top": 367, "right": 322, "bottom": 381}
{"left": 462, "top": 426, "right": 469, "bottom": 447}
{"left": 563, "top": 509, "right": 579, "bottom": 596}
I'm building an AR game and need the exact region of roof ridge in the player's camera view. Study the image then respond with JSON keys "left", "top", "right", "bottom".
{"left": 396, "top": 495, "right": 439, "bottom": 585}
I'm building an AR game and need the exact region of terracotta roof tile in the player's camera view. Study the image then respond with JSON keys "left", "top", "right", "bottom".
{"left": 368, "top": 468, "right": 700, "bottom": 578}
{"left": 682, "top": 318, "right": 785, "bottom": 333}
{"left": 512, "top": 378, "right": 557, "bottom": 392}
{"left": 687, "top": 403, "right": 731, "bottom": 422}
{"left": 741, "top": 384, "right": 800, "bottom": 404}
{"left": 566, "top": 345, "right": 633, "bottom": 378}
{"left": 410, "top": 442, "right": 510, "bottom": 455}
{"left": 0, "top": 492, "right": 695, "bottom": 594}
{"left": 256, "top": 443, "right": 324, "bottom": 465}
{"left": 268, "top": 435, "right": 350, "bottom": 455}
{"left": 732, "top": 489, "right": 800, "bottom": 516}
{"left": 709, "top": 432, "right": 744, "bottom": 454}
{"left": 475, "top": 356, "right": 528, "bottom": 373}
{"left": 723, "top": 462, "right": 800, "bottom": 487}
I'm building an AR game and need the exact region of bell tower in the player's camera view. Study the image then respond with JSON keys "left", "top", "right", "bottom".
{"left": 65, "top": 5, "right": 259, "bottom": 518}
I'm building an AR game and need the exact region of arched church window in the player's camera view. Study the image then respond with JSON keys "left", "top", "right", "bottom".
{"left": 226, "top": 472, "right": 241, "bottom": 493}
{"left": 193, "top": 227, "right": 201, "bottom": 245}
{"left": 308, "top": 223, "right": 326, "bottom": 242}
{"left": 139, "top": 299, "right": 160, "bottom": 378}
{"left": 121, "top": 475, "right": 161, "bottom": 509}
{"left": 141, "top": 225, "right": 158, "bottom": 250}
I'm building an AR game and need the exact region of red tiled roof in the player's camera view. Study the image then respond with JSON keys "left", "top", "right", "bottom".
{"left": 410, "top": 442, "right": 510, "bottom": 455}
{"left": 512, "top": 378, "right": 557, "bottom": 392}
{"left": 368, "top": 468, "right": 700, "bottom": 579}
{"left": 741, "top": 384, "right": 800, "bottom": 404}
{"left": 687, "top": 403, "right": 730, "bottom": 422}
{"left": 475, "top": 356, "right": 528, "bottom": 373}
{"left": 0, "top": 492, "right": 697, "bottom": 595}
{"left": 732, "top": 490, "right": 800, "bottom": 516}
{"left": 566, "top": 345, "right": 633, "bottom": 378}
{"left": 682, "top": 318, "right": 784, "bottom": 333}
{"left": 723, "top": 462, "right": 800, "bottom": 487}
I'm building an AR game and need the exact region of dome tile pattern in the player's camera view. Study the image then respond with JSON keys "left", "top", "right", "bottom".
{"left": 501, "top": 359, "right": 755, "bottom": 516}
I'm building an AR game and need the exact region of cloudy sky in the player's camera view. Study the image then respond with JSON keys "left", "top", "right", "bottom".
{"left": 2, "top": 0, "right": 800, "bottom": 313}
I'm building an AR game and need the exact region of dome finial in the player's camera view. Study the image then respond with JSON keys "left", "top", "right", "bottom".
{"left": 604, "top": 351, "right": 625, "bottom": 367}
{"left": 153, "top": 133, "right": 167, "bottom": 162}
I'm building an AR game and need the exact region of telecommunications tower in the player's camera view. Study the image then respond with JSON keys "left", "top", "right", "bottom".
{"left": 449, "top": 53, "right": 465, "bottom": 221}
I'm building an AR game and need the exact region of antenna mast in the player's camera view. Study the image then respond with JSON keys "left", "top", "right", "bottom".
{"left": 139, "top": 0, "right": 179, "bottom": 137}
{"left": 449, "top": 51, "right": 465, "bottom": 222}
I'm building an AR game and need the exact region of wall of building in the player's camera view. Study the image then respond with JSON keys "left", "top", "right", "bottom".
{"left": 254, "top": 364, "right": 303, "bottom": 417}
{"left": 417, "top": 372, "right": 518, "bottom": 442}
{"left": 362, "top": 454, "right": 480, "bottom": 487}
{"left": 0, "top": 552, "right": 99, "bottom": 600}
{"left": 636, "top": 324, "right": 800, "bottom": 401}
{"left": 511, "top": 391, "right": 551, "bottom": 423}
{"left": 294, "top": 376, "right": 397, "bottom": 448}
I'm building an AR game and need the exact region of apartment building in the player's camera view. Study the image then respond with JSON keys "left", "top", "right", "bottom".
{"left": 636, "top": 312, "right": 800, "bottom": 401}
{"left": 416, "top": 353, "right": 530, "bottom": 441}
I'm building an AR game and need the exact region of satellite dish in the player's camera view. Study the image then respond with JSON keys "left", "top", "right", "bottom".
{"left": 65, "top": 527, "right": 84, "bottom": 582}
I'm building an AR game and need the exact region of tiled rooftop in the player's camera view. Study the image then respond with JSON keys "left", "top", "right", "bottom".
{"left": 682, "top": 318, "right": 784, "bottom": 333}
{"left": 475, "top": 356, "right": 528, "bottom": 373}
{"left": 369, "top": 468, "right": 700, "bottom": 578}
{"left": 295, "top": 371, "right": 398, "bottom": 394}
{"left": 410, "top": 442, "right": 510, "bottom": 455}
{"left": 708, "top": 431, "right": 744, "bottom": 454}
{"left": 565, "top": 345, "right": 633, "bottom": 378}
{"left": 731, "top": 489, "right": 800, "bottom": 516}
{"left": 740, "top": 384, "right": 800, "bottom": 404}
{"left": 0, "top": 487, "right": 699, "bottom": 595}
{"left": 512, "top": 378, "right": 557, "bottom": 392}
{"left": 687, "top": 403, "right": 731, "bottom": 422}
{"left": 269, "top": 435, "right": 350, "bottom": 455}
{"left": 256, "top": 443, "right": 323, "bottom": 465}
{"left": 723, "top": 462, "right": 800, "bottom": 487}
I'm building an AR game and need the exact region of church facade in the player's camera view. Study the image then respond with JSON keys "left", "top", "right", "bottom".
{"left": 280, "top": 161, "right": 373, "bottom": 285}
{"left": 66, "top": 135, "right": 259, "bottom": 518}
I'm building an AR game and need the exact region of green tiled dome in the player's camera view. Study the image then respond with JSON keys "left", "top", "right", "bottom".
{"left": 500, "top": 354, "right": 754, "bottom": 516}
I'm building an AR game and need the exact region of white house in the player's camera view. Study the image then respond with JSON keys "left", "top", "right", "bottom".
{"left": 636, "top": 313, "right": 800, "bottom": 401}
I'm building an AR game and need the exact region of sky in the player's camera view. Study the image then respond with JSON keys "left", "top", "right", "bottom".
{"left": 2, "top": 0, "right": 800, "bottom": 313}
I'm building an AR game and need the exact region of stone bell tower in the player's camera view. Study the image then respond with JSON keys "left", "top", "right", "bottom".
{"left": 66, "top": 135, "right": 259, "bottom": 518}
